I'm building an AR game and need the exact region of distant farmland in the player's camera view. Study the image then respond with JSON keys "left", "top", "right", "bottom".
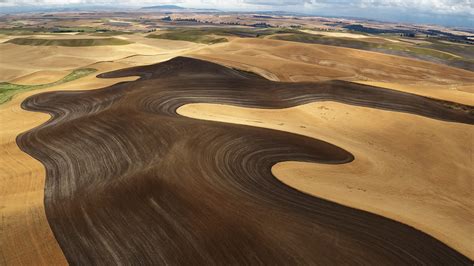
{"left": 7, "top": 37, "right": 132, "bottom": 47}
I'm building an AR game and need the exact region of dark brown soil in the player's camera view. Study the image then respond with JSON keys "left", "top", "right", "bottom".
{"left": 17, "top": 57, "right": 472, "bottom": 265}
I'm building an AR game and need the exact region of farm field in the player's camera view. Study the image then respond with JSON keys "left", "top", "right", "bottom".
{"left": 0, "top": 8, "right": 473, "bottom": 265}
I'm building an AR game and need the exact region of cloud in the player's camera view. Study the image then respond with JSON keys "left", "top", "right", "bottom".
{"left": 355, "top": 0, "right": 473, "bottom": 14}
{"left": 0, "top": 0, "right": 472, "bottom": 19}
{"left": 241, "top": 0, "right": 474, "bottom": 15}
{"left": 242, "top": 0, "right": 312, "bottom": 5}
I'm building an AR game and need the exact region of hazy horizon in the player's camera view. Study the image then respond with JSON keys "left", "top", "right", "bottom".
{"left": 0, "top": 1, "right": 473, "bottom": 29}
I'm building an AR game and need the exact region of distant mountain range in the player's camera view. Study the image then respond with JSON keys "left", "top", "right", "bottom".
{"left": 141, "top": 5, "right": 185, "bottom": 10}
{"left": 0, "top": 4, "right": 219, "bottom": 14}
{"left": 140, "top": 5, "right": 219, "bottom": 12}
{"left": 0, "top": 5, "right": 124, "bottom": 13}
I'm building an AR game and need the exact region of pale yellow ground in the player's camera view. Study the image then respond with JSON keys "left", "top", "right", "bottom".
{"left": 190, "top": 38, "right": 474, "bottom": 86}
{"left": 187, "top": 40, "right": 474, "bottom": 256}
{"left": 10, "top": 70, "right": 71, "bottom": 85}
{"left": 2, "top": 34, "right": 473, "bottom": 263}
{"left": 300, "top": 29, "right": 370, "bottom": 39}
{"left": 0, "top": 35, "right": 204, "bottom": 82}
{"left": 0, "top": 37, "right": 202, "bottom": 264}
{"left": 178, "top": 102, "right": 474, "bottom": 259}
{"left": 355, "top": 81, "right": 474, "bottom": 105}
{"left": 0, "top": 61, "right": 139, "bottom": 265}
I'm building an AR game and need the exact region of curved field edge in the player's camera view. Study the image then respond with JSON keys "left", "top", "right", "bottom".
{"left": 176, "top": 101, "right": 474, "bottom": 259}
{"left": 16, "top": 57, "right": 472, "bottom": 264}
{"left": 0, "top": 63, "right": 137, "bottom": 265}
{"left": 0, "top": 68, "right": 97, "bottom": 105}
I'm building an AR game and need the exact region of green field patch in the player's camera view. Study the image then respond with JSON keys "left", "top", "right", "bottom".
{"left": 88, "top": 31, "right": 134, "bottom": 36}
{"left": 146, "top": 27, "right": 300, "bottom": 44}
{"left": 183, "top": 27, "right": 299, "bottom": 38}
{"left": 0, "top": 26, "right": 135, "bottom": 36}
{"left": 0, "top": 28, "right": 49, "bottom": 35}
{"left": 52, "top": 26, "right": 98, "bottom": 33}
{"left": 147, "top": 30, "right": 228, "bottom": 44}
{"left": 6, "top": 37, "right": 132, "bottom": 47}
{"left": 0, "top": 68, "right": 97, "bottom": 105}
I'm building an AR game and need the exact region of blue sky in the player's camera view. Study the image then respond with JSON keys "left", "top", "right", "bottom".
{"left": 1, "top": 0, "right": 473, "bottom": 28}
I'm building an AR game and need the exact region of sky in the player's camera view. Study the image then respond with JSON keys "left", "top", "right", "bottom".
{"left": 0, "top": 0, "right": 473, "bottom": 28}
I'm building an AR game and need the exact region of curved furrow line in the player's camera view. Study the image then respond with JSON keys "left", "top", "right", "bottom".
{"left": 17, "top": 57, "right": 472, "bottom": 265}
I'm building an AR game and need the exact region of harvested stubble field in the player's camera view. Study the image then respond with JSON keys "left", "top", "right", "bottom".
{"left": 16, "top": 57, "right": 472, "bottom": 264}
{"left": 1, "top": 28, "right": 473, "bottom": 265}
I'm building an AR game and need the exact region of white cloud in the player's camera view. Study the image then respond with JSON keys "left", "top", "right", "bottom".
{"left": 0, "top": 0, "right": 473, "bottom": 17}
{"left": 346, "top": 0, "right": 473, "bottom": 15}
